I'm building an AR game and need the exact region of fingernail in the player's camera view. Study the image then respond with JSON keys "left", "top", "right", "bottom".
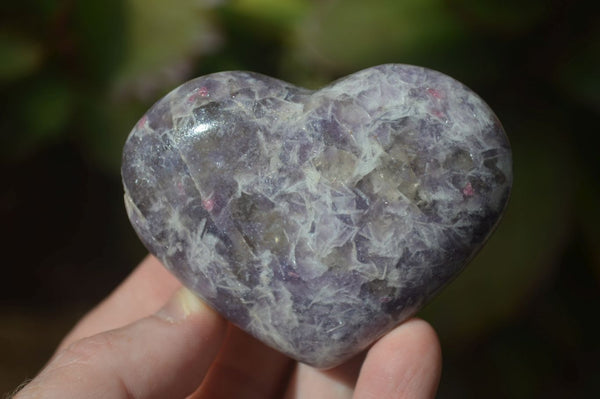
{"left": 157, "top": 287, "right": 206, "bottom": 322}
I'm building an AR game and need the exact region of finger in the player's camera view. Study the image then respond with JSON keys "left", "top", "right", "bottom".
{"left": 16, "top": 288, "right": 227, "bottom": 399}
{"left": 353, "top": 319, "right": 442, "bottom": 399}
{"left": 192, "top": 325, "right": 294, "bottom": 399}
{"left": 283, "top": 352, "right": 364, "bottom": 399}
{"left": 59, "top": 255, "right": 181, "bottom": 350}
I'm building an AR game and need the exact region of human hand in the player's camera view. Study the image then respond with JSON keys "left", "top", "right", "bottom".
{"left": 13, "top": 256, "right": 441, "bottom": 399}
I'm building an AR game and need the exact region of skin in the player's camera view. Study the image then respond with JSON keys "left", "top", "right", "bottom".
{"left": 13, "top": 256, "right": 442, "bottom": 399}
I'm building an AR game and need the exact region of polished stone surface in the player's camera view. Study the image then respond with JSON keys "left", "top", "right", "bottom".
{"left": 122, "top": 64, "right": 512, "bottom": 368}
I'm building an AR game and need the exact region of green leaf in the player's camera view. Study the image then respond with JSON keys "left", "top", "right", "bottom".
{"left": 286, "top": 0, "right": 465, "bottom": 78}
{"left": 111, "top": 0, "right": 221, "bottom": 99}
{"left": 72, "top": 0, "right": 127, "bottom": 83}
{"left": 77, "top": 93, "right": 147, "bottom": 175}
{"left": 1, "top": 76, "right": 72, "bottom": 159}
{"left": 228, "top": 0, "right": 309, "bottom": 29}
{"left": 0, "top": 33, "right": 43, "bottom": 82}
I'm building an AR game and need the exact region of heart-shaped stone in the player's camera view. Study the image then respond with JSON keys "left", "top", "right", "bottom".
{"left": 122, "top": 64, "right": 512, "bottom": 368}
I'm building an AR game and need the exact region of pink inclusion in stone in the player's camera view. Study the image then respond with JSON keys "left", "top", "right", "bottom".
{"left": 202, "top": 197, "right": 215, "bottom": 212}
{"left": 463, "top": 181, "right": 475, "bottom": 197}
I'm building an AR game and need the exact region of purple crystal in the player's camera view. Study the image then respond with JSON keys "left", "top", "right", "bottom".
{"left": 122, "top": 64, "right": 512, "bottom": 368}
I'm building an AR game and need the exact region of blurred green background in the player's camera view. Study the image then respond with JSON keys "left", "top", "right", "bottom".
{"left": 1, "top": 0, "right": 598, "bottom": 397}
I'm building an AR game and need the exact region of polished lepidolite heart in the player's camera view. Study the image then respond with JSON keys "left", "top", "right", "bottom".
{"left": 122, "top": 64, "right": 512, "bottom": 368}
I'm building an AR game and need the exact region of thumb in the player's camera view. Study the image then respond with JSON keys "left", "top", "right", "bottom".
{"left": 15, "top": 288, "right": 227, "bottom": 399}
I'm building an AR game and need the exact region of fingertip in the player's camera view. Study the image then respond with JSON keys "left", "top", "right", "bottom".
{"left": 380, "top": 319, "right": 442, "bottom": 369}
{"left": 354, "top": 318, "right": 442, "bottom": 399}
{"left": 156, "top": 287, "right": 217, "bottom": 322}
